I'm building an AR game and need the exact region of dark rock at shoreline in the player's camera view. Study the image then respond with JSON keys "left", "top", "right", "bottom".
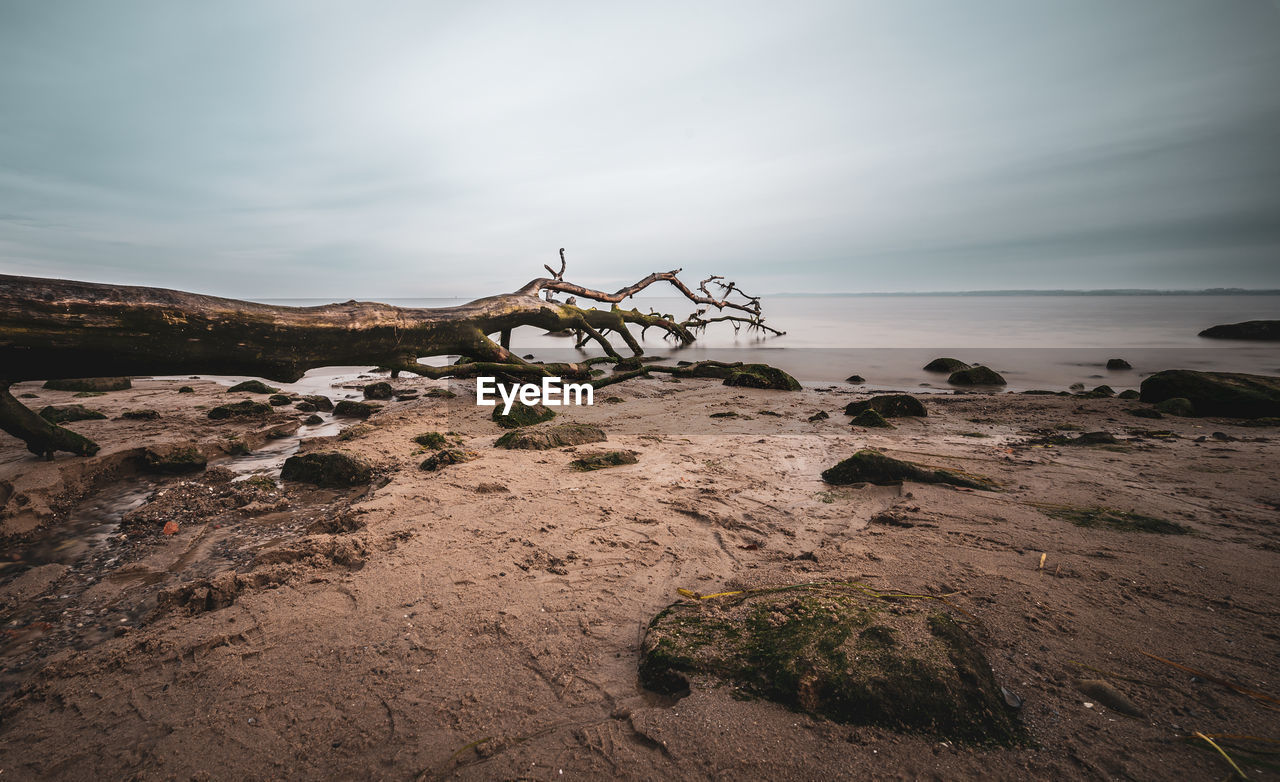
{"left": 1140, "top": 370, "right": 1280, "bottom": 419}
{"left": 948, "top": 366, "right": 1007, "bottom": 386}
{"left": 1118, "top": 389, "right": 1140, "bottom": 400}
{"left": 303, "top": 414, "right": 324, "bottom": 425}
{"left": 495, "top": 423, "right": 605, "bottom": 450}
{"left": 38, "top": 404, "right": 107, "bottom": 424}
{"left": 208, "top": 400, "right": 272, "bottom": 420}
{"left": 268, "top": 394, "right": 292, "bottom": 406}
{"left": 821, "top": 449, "right": 992, "bottom": 489}
{"left": 334, "top": 400, "right": 381, "bottom": 419}
{"left": 1106, "top": 358, "right": 1132, "bottom": 370}
{"left": 363, "top": 381, "right": 393, "bottom": 400}
{"left": 281, "top": 451, "right": 372, "bottom": 487}
{"left": 227, "top": 380, "right": 278, "bottom": 394}
{"left": 492, "top": 401, "right": 556, "bottom": 429}
{"left": 844, "top": 394, "right": 927, "bottom": 418}
{"left": 850, "top": 409, "right": 894, "bottom": 429}
{"left": 722, "top": 364, "right": 802, "bottom": 391}
{"left": 143, "top": 444, "right": 207, "bottom": 474}
{"left": 846, "top": 375, "right": 865, "bottom": 384}
{"left": 1129, "top": 407, "right": 1163, "bottom": 419}
{"left": 808, "top": 411, "right": 830, "bottom": 422}
{"left": 301, "top": 395, "right": 334, "bottom": 411}
{"left": 42, "top": 377, "right": 131, "bottom": 392}
{"left": 424, "top": 388, "right": 457, "bottom": 399}
{"left": 1198, "top": 320, "right": 1280, "bottom": 341}
{"left": 924, "top": 357, "right": 970, "bottom": 373}
{"left": 177, "top": 386, "right": 195, "bottom": 393}
{"left": 295, "top": 401, "right": 317, "bottom": 412}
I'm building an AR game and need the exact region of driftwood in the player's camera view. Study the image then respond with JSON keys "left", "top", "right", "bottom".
{"left": 0, "top": 251, "right": 783, "bottom": 457}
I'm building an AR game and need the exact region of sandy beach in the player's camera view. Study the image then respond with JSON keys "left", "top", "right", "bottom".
{"left": 2, "top": 374, "right": 1278, "bottom": 780}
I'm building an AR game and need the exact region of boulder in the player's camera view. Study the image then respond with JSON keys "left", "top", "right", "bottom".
{"left": 845, "top": 375, "right": 866, "bottom": 384}
{"left": 923, "top": 358, "right": 970, "bottom": 373}
{"left": 42, "top": 377, "right": 131, "bottom": 392}
{"left": 268, "top": 394, "right": 292, "bottom": 406}
{"left": 38, "top": 404, "right": 107, "bottom": 424}
{"left": 303, "top": 414, "right": 324, "bottom": 425}
{"left": 807, "top": 411, "right": 830, "bottom": 422}
{"left": 1117, "top": 389, "right": 1140, "bottom": 400}
{"left": 227, "top": 380, "right": 278, "bottom": 394}
{"left": 1198, "top": 320, "right": 1280, "bottom": 341}
{"left": 948, "top": 366, "right": 1006, "bottom": 386}
{"left": 495, "top": 423, "right": 606, "bottom": 450}
{"left": 177, "top": 386, "right": 195, "bottom": 393}
{"left": 142, "top": 445, "right": 207, "bottom": 474}
{"left": 822, "top": 450, "right": 992, "bottom": 489}
{"left": 1106, "top": 358, "right": 1132, "bottom": 370}
{"left": 1140, "top": 370, "right": 1280, "bottom": 419}
{"left": 843, "top": 394, "right": 927, "bottom": 418}
{"left": 363, "top": 381, "right": 393, "bottom": 400}
{"left": 301, "top": 394, "right": 334, "bottom": 411}
{"left": 119, "top": 409, "right": 160, "bottom": 420}
{"left": 419, "top": 449, "right": 479, "bottom": 472}
{"left": 639, "top": 586, "right": 1021, "bottom": 744}
{"left": 413, "top": 432, "right": 449, "bottom": 449}
{"left": 294, "top": 401, "right": 317, "bottom": 412}
{"left": 334, "top": 400, "right": 381, "bottom": 419}
{"left": 850, "top": 409, "right": 894, "bottom": 429}
{"left": 208, "top": 400, "right": 272, "bottom": 420}
{"left": 570, "top": 450, "right": 638, "bottom": 471}
{"left": 722, "top": 364, "right": 802, "bottom": 391}
{"left": 281, "top": 451, "right": 373, "bottom": 487}
{"left": 492, "top": 401, "right": 555, "bottom": 429}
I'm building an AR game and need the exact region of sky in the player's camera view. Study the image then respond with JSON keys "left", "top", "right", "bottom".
{"left": 1, "top": 0, "right": 1279, "bottom": 299}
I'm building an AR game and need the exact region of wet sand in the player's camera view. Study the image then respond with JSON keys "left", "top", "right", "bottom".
{"left": 2, "top": 375, "right": 1279, "bottom": 780}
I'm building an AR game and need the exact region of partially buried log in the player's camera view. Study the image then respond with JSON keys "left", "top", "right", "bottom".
{"left": 0, "top": 250, "right": 785, "bottom": 456}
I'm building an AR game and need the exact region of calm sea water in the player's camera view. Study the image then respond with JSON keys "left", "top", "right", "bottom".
{"left": 260, "top": 295, "right": 1280, "bottom": 391}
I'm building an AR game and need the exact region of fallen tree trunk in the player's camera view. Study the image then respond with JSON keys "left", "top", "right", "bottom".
{"left": 0, "top": 252, "right": 783, "bottom": 457}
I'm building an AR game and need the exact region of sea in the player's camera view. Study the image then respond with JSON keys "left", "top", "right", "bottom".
{"left": 257, "top": 294, "right": 1280, "bottom": 393}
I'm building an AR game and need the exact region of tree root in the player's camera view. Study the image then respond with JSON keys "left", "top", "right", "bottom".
{"left": 0, "top": 382, "right": 100, "bottom": 458}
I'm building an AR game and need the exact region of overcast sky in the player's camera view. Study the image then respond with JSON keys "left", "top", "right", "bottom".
{"left": 2, "top": 1, "right": 1279, "bottom": 298}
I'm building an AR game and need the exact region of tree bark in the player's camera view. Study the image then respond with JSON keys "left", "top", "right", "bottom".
{"left": 0, "top": 260, "right": 781, "bottom": 457}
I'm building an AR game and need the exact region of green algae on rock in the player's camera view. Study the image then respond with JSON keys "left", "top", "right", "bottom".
{"left": 722, "top": 364, "right": 801, "bottom": 391}
{"left": 492, "top": 400, "right": 556, "bottom": 429}
{"left": 38, "top": 404, "right": 107, "bottom": 424}
{"left": 208, "top": 400, "right": 273, "bottom": 420}
{"left": 923, "top": 357, "right": 970, "bottom": 373}
{"left": 843, "top": 394, "right": 927, "bottom": 418}
{"left": 281, "top": 451, "right": 373, "bottom": 487}
{"left": 227, "top": 380, "right": 278, "bottom": 394}
{"left": 947, "top": 365, "right": 1007, "bottom": 386}
{"left": 419, "top": 448, "right": 479, "bottom": 472}
{"left": 850, "top": 409, "right": 895, "bottom": 429}
{"left": 1140, "top": 370, "right": 1280, "bottom": 419}
{"left": 639, "top": 585, "right": 1022, "bottom": 745}
{"left": 569, "top": 450, "right": 638, "bottom": 471}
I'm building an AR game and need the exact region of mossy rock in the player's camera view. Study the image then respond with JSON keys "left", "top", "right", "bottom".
{"left": 1140, "top": 370, "right": 1280, "bottom": 419}
{"left": 281, "top": 451, "right": 373, "bottom": 487}
{"left": 639, "top": 586, "right": 1022, "bottom": 745}
{"left": 424, "top": 388, "right": 457, "bottom": 399}
{"left": 42, "top": 377, "right": 131, "bottom": 392}
{"left": 923, "top": 357, "right": 970, "bottom": 373}
{"left": 1152, "top": 397, "right": 1195, "bottom": 417}
{"left": 303, "top": 414, "right": 324, "bottom": 425}
{"left": 177, "top": 386, "right": 195, "bottom": 394}
{"left": 948, "top": 366, "right": 1006, "bottom": 386}
{"left": 570, "top": 450, "right": 638, "bottom": 471}
{"left": 850, "top": 409, "right": 894, "bottom": 429}
{"left": 495, "top": 423, "right": 606, "bottom": 450}
{"left": 38, "top": 404, "right": 107, "bottom": 424}
{"left": 227, "top": 380, "right": 278, "bottom": 394}
{"left": 492, "top": 401, "right": 556, "bottom": 429}
{"left": 363, "top": 381, "right": 393, "bottom": 400}
{"left": 301, "top": 394, "right": 334, "bottom": 411}
{"left": 268, "top": 394, "right": 292, "bottom": 406}
{"left": 419, "top": 448, "right": 479, "bottom": 472}
{"left": 334, "top": 400, "right": 381, "bottom": 419}
{"left": 808, "top": 411, "right": 830, "bottom": 422}
{"left": 208, "top": 400, "right": 272, "bottom": 420}
{"left": 822, "top": 450, "right": 993, "bottom": 489}
{"left": 844, "top": 394, "right": 927, "bottom": 418}
{"left": 295, "top": 401, "right": 317, "bottom": 412}
{"left": 1106, "top": 358, "right": 1132, "bottom": 370}
{"left": 1117, "top": 389, "right": 1140, "bottom": 400}
{"left": 722, "top": 364, "right": 801, "bottom": 391}
{"left": 142, "top": 445, "right": 207, "bottom": 474}
{"left": 120, "top": 409, "right": 160, "bottom": 421}
{"left": 413, "top": 432, "right": 449, "bottom": 449}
